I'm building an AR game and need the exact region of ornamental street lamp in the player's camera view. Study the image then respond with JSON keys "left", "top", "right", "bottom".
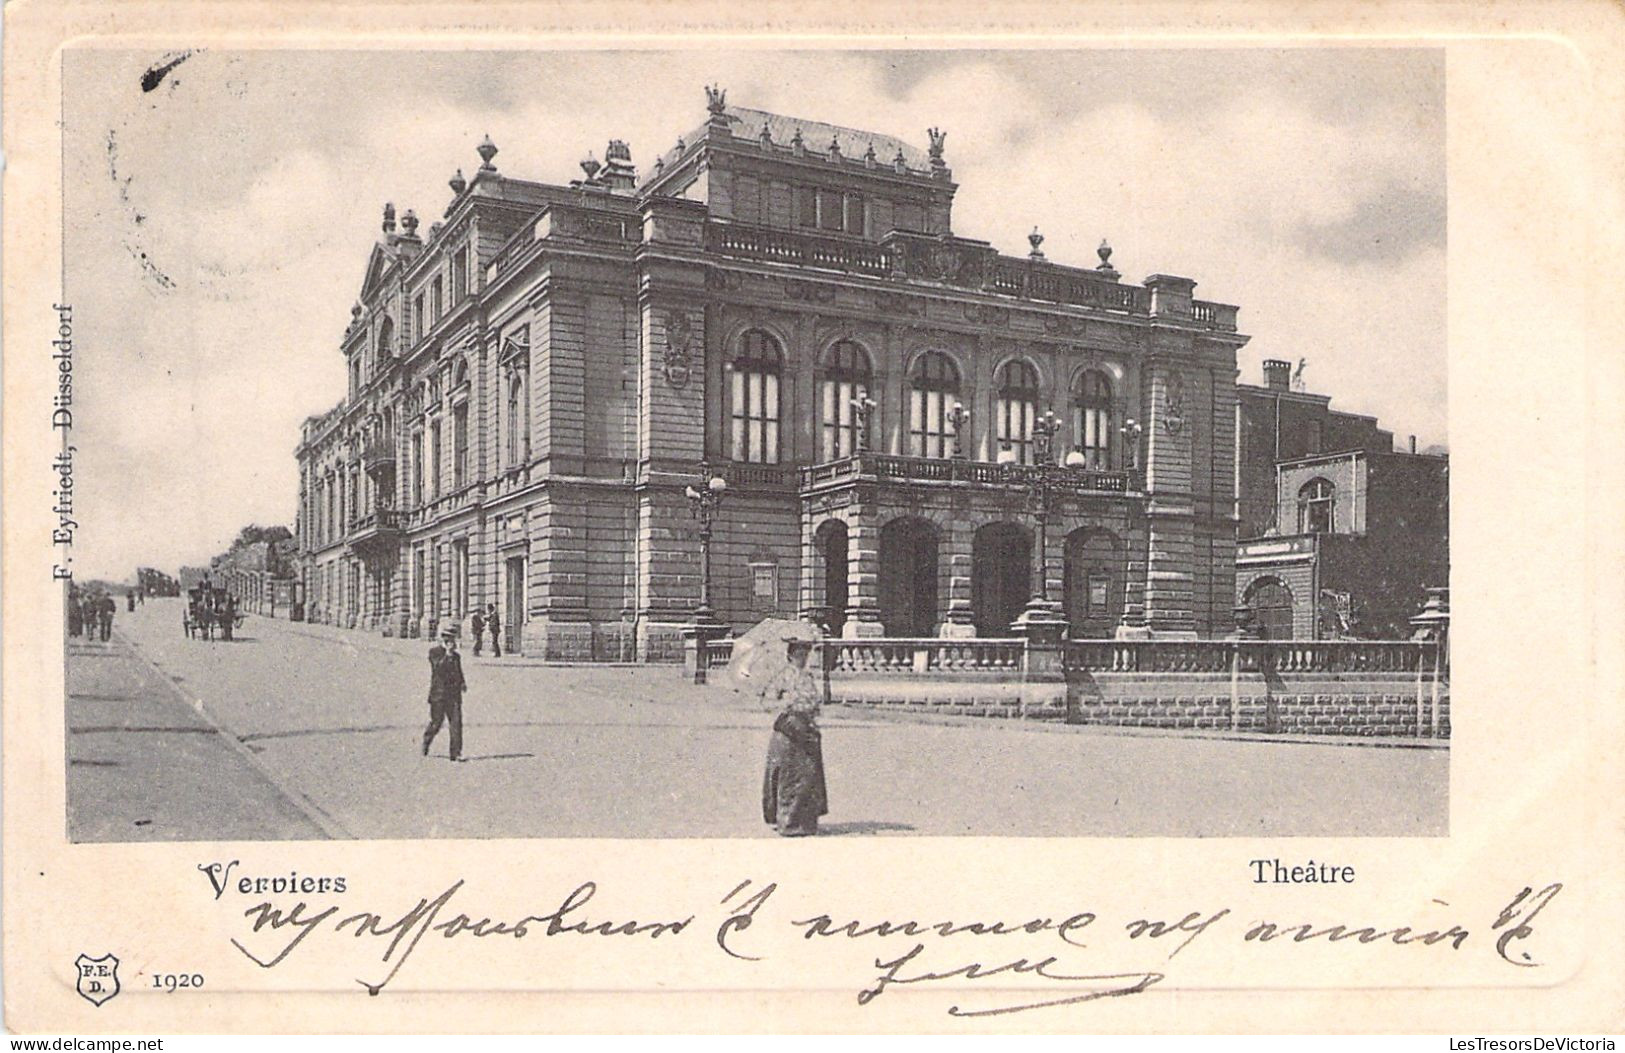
{"left": 684, "top": 464, "right": 728, "bottom": 625}
{"left": 1006, "top": 409, "right": 1068, "bottom": 618}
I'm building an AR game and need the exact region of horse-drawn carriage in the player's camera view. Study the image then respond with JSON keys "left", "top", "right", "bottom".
{"left": 183, "top": 585, "right": 244, "bottom": 641}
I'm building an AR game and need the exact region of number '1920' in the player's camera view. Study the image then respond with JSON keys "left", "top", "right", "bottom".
{"left": 152, "top": 973, "right": 204, "bottom": 992}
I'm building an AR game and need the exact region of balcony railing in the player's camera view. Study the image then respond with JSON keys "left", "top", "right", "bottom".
{"left": 704, "top": 223, "right": 892, "bottom": 277}
{"left": 801, "top": 453, "right": 1134, "bottom": 495}
{"left": 348, "top": 508, "right": 405, "bottom": 551}
{"left": 700, "top": 221, "right": 1237, "bottom": 331}
{"left": 487, "top": 202, "right": 641, "bottom": 281}
{"left": 361, "top": 437, "right": 396, "bottom": 473}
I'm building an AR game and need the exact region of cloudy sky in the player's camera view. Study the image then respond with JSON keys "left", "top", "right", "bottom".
{"left": 64, "top": 48, "right": 1444, "bottom": 580}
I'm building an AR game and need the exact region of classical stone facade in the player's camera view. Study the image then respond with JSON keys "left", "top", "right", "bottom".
{"left": 294, "top": 91, "right": 1251, "bottom": 659}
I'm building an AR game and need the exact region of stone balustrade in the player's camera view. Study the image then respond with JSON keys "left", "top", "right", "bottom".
{"left": 801, "top": 452, "right": 1133, "bottom": 495}
{"left": 704, "top": 222, "right": 892, "bottom": 276}
{"left": 823, "top": 638, "right": 1024, "bottom": 675}
{"left": 700, "top": 221, "right": 1238, "bottom": 332}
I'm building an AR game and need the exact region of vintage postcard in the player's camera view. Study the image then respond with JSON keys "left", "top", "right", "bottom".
{"left": 3, "top": 0, "right": 1622, "bottom": 1035}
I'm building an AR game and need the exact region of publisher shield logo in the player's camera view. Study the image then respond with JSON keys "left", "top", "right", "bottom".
{"left": 75, "top": 952, "right": 120, "bottom": 1007}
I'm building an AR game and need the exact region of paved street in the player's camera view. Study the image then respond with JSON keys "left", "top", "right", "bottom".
{"left": 67, "top": 598, "right": 1448, "bottom": 840}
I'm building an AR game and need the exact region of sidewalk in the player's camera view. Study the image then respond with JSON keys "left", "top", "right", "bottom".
{"left": 254, "top": 612, "right": 1445, "bottom": 748}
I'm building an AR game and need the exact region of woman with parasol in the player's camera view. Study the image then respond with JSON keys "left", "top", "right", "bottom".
{"left": 761, "top": 636, "right": 828, "bottom": 837}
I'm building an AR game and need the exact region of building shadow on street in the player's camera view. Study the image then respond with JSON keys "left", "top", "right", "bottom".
{"left": 457, "top": 752, "right": 537, "bottom": 762}
{"left": 819, "top": 820, "right": 916, "bottom": 836}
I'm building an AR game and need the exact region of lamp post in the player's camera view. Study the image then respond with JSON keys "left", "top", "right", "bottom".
{"left": 1012, "top": 410, "right": 1068, "bottom": 617}
{"left": 684, "top": 464, "right": 728, "bottom": 625}
{"left": 1002, "top": 410, "right": 1071, "bottom": 687}
{"left": 682, "top": 463, "right": 729, "bottom": 684}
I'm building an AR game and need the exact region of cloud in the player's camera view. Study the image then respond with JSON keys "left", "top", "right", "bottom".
{"left": 63, "top": 48, "right": 1445, "bottom": 578}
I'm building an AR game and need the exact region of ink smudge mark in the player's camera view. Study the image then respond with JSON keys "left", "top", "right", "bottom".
{"left": 141, "top": 51, "right": 193, "bottom": 93}
{"left": 106, "top": 128, "right": 176, "bottom": 290}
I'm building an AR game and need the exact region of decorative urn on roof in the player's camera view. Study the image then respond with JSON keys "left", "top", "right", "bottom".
{"left": 476, "top": 135, "right": 499, "bottom": 172}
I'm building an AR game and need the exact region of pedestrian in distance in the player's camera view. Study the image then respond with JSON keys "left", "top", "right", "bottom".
{"left": 126, "top": 589, "right": 135, "bottom": 612}
{"left": 761, "top": 638, "right": 828, "bottom": 837}
{"left": 485, "top": 602, "right": 502, "bottom": 658}
{"left": 220, "top": 594, "right": 237, "bottom": 642}
{"left": 97, "top": 593, "right": 115, "bottom": 642}
{"left": 67, "top": 587, "right": 83, "bottom": 638}
{"left": 470, "top": 607, "right": 485, "bottom": 656}
{"left": 422, "top": 623, "right": 467, "bottom": 762}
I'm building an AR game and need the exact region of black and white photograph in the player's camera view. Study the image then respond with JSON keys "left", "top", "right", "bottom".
{"left": 9, "top": 3, "right": 1624, "bottom": 1035}
{"left": 58, "top": 47, "right": 1452, "bottom": 843}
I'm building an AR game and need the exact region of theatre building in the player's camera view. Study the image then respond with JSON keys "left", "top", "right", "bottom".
{"left": 294, "top": 89, "right": 1251, "bottom": 660}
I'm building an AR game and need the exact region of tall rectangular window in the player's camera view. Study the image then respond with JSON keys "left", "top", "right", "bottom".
{"left": 413, "top": 546, "right": 425, "bottom": 616}
{"left": 453, "top": 540, "right": 469, "bottom": 618}
{"left": 453, "top": 403, "right": 469, "bottom": 488}
{"left": 411, "top": 430, "right": 424, "bottom": 505}
{"left": 451, "top": 251, "right": 467, "bottom": 304}
{"left": 413, "top": 295, "right": 424, "bottom": 341}
{"left": 844, "top": 193, "right": 866, "bottom": 235}
{"left": 430, "top": 422, "right": 442, "bottom": 499}
{"left": 817, "top": 189, "right": 843, "bottom": 231}
{"left": 432, "top": 277, "right": 443, "bottom": 321}
{"left": 798, "top": 187, "right": 817, "bottom": 227}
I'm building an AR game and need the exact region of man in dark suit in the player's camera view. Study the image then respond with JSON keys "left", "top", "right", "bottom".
{"left": 422, "top": 624, "right": 467, "bottom": 761}
{"left": 485, "top": 603, "right": 502, "bottom": 658}
{"left": 97, "top": 593, "right": 115, "bottom": 642}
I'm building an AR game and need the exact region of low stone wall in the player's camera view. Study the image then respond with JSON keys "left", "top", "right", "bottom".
{"left": 829, "top": 671, "right": 1450, "bottom": 739}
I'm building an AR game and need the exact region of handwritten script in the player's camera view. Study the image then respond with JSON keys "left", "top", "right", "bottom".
{"left": 213, "top": 867, "right": 1563, "bottom": 1017}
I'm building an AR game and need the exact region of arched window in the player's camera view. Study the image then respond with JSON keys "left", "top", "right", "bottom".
{"left": 729, "top": 330, "right": 783, "bottom": 464}
{"left": 375, "top": 318, "right": 394, "bottom": 373}
{"left": 1073, "top": 369, "right": 1114, "bottom": 470}
{"left": 996, "top": 359, "right": 1040, "bottom": 464}
{"left": 1245, "top": 577, "right": 1295, "bottom": 640}
{"left": 818, "top": 340, "right": 872, "bottom": 461}
{"left": 908, "top": 352, "right": 961, "bottom": 459}
{"left": 1298, "top": 478, "right": 1336, "bottom": 534}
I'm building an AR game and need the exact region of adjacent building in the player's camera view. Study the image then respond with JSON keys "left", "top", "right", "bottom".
{"left": 294, "top": 88, "right": 1253, "bottom": 660}
{"left": 1235, "top": 362, "right": 1448, "bottom": 639}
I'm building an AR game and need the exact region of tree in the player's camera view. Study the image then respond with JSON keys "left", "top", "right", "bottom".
{"left": 233, "top": 524, "right": 292, "bottom": 549}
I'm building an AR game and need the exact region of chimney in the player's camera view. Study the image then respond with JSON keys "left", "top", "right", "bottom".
{"left": 1263, "top": 359, "right": 1291, "bottom": 392}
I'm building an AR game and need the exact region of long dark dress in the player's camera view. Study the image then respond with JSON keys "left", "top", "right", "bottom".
{"left": 762, "top": 705, "right": 828, "bottom": 837}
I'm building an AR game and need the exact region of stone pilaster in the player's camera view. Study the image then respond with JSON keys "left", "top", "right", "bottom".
{"left": 941, "top": 517, "right": 976, "bottom": 636}
{"left": 843, "top": 513, "right": 884, "bottom": 637}
{"left": 1142, "top": 359, "right": 1198, "bottom": 636}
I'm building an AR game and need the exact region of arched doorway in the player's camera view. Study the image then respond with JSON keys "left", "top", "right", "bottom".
{"left": 972, "top": 522, "right": 1031, "bottom": 637}
{"left": 1244, "top": 577, "right": 1295, "bottom": 639}
{"left": 816, "top": 519, "right": 849, "bottom": 636}
{"left": 879, "top": 518, "right": 939, "bottom": 636}
{"left": 1063, "top": 528, "right": 1122, "bottom": 638}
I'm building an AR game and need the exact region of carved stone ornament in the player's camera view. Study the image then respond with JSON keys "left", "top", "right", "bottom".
{"left": 785, "top": 279, "right": 836, "bottom": 304}
{"left": 663, "top": 312, "right": 694, "bottom": 388}
{"left": 1163, "top": 376, "right": 1187, "bottom": 435}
